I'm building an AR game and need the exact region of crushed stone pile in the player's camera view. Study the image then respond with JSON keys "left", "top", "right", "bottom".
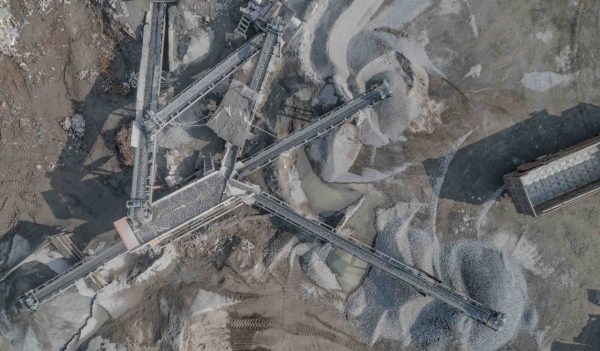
{"left": 347, "top": 216, "right": 536, "bottom": 350}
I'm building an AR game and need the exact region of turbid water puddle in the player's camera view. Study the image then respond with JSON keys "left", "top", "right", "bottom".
{"left": 296, "top": 150, "right": 385, "bottom": 292}
{"left": 296, "top": 150, "right": 361, "bottom": 212}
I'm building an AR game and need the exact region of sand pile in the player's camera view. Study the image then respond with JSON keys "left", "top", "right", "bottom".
{"left": 180, "top": 28, "right": 213, "bottom": 65}
{"left": 300, "top": 244, "right": 343, "bottom": 292}
{"left": 294, "top": 0, "right": 445, "bottom": 182}
{"left": 0, "top": 234, "right": 30, "bottom": 273}
{"left": 442, "top": 242, "right": 537, "bottom": 350}
{"left": 0, "top": 291, "right": 95, "bottom": 351}
{"left": 169, "top": 0, "right": 216, "bottom": 71}
{"left": 325, "top": 0, "right": 384, "bottom": 99}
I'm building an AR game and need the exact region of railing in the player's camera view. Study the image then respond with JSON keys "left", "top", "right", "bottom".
{"left": 259, "top": 192, "right": 438, "bottom": 282}
{"left": 147, "top": 2, "right": 167, "bottom": 113}
{"left": 144, "top": 141, "right": 158, "bottom": 204}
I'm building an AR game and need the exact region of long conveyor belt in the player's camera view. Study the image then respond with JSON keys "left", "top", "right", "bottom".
{"left": 248, "top": 190, "right": 505, "bottom": 330}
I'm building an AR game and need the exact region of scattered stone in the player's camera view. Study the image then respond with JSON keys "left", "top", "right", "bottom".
{"left": 18, "top": 118, "right": 29, "bottom": 128}
{"left": 165, "top": 149, "right": 184, "bottom": 187}
{"left": 0, "top": 0, "right": 20, "bottom": 55}
{"left": 115, "top": 122, "right": 135, "bottom": 167}
{"left": 37, "top": 0, "right": 51, "bottom": 13}
{"left": 61, "top": 114, "right": 86, "bottom": 139}
{"left": 127, "top": 70, "right": 138, "bottom": 89}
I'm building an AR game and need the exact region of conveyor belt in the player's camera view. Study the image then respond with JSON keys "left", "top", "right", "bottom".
{"left": 249, "top": 31, "right": 278, "bottom": 92}
{"left": 236, "top": 81, "right": 392, "bottom": 178}
{"left": 145, "top": 34, "right": 266, "bottom": 134}
{"left": 250, "top": 190, "right": 505, "bottom": 330}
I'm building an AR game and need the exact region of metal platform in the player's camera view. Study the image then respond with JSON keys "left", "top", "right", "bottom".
{"left": 18, "top": 2, "right": 507, "bottom": 330}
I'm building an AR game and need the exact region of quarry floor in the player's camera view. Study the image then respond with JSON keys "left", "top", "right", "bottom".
{"left": 0, "top": 1, "right": 599, "bottom": 351}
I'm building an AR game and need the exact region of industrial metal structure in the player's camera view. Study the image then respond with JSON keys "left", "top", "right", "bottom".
{"left": 227, "top": 179, "right": 505, "bottom": 330}
{"left": 1, "top": 232, "right": 83, "bottom": 282}
{"left": 130, "top": 8, "right": 266, "bottom": 225}
{"left": 505, "top": 135, "right": 600, "bottom": 216}
{"left": 18, "top": 242, "right": 126, "bottom": 311}
{"left": 236, "top": 81, "right": 392, "bottom": 178}
{"left": 18, "top": 0, "right": 506, "bottom": 332}
{"left": 235, "top": 0, "right": 292, "bottom": 39}
{"left": 128, "top": 1, "right": 167, "bottom": 224}
{"left": 144, "top": 34, "right": 265, "bottom": 135}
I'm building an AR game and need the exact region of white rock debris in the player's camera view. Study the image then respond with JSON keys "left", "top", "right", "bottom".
{"left": 62, "top": 114, "right": 86, "bottom": 138}
{"left": 0, "top": 0, "right": 19, "bottom": 54}
{"left": 521, "top": 72, "right": 574, "bottom": 92}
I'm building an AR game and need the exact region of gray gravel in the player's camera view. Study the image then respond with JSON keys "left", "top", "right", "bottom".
{"left": 347, "top": 235, "right": 535, "bottom": 350}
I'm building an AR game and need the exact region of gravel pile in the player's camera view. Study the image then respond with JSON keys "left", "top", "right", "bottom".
{"left": 441, "top": 242, "right": 536, "bottom": 350}
{"left": 347, "top": 208, "right": 536, "bottom": 350}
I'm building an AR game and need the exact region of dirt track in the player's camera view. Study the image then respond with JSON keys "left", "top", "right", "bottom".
{"left": 0, "top": 1, "right": 135, "bottom": 251}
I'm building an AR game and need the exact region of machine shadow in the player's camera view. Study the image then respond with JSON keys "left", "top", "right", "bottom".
{"left": 551, "top": 289, "right": 600, "bottom": 350}
{"left": 41, "top": 74, "right": 137, "bottom": 250}
{"left": 423, "top": 103, "right": 600, "bottom": 205}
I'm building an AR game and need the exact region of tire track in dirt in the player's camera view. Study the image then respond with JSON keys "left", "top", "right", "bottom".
{"left": 228, "top": 316, "right": 368, "bottom": 350}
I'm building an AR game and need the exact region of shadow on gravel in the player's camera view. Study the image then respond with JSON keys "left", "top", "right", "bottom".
{"left": 41, "top": 38, "right": 140, "bottom": 250}
{"left": 0, "top": 221, "right": 62, "bottom": 273}
{"left": 0, "top": 222, "right": 64, "bottom": 308}
{"left": 424, "top": 103, "right": 600, "bottom": 205}
{"left": 551, "top": 289, "right": 600, "bottom": 350}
